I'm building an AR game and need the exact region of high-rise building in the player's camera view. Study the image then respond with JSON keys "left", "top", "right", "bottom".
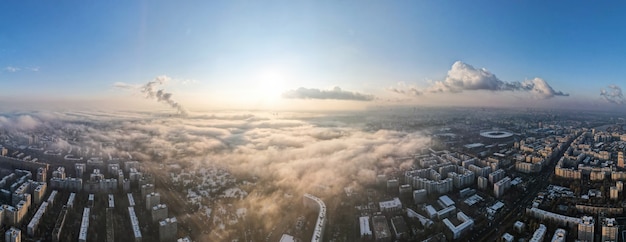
{"left": 146, "top": 192, "right": 161, "bottom": 210}
{"left": 386, "top": 179, "right": 399, "bottom": 192}
{"left": 578, "top": 216, "right": 595, "bottom": 242}
{"left": 5, "top": 227, "right": 21, "bottom": 242}
{"left": 4, "top": 227, "right": 22, "bottom": 242}
{"left": 75, "top": 163, "right": 86, "bottom": 178}
{"left": 159, "top": 217, "right": 178, "bottom": 242}
{"left": 152, "top": 204, "right": 168, "bottom": 222}
{"left": 477, "top": 176, "right": 488, "bottom": 190}
{"left": 610, "top": 186, "right": 619, "bottom": 200}
{"left": 399, "top": 184, "right": 412, "bottom": 198}
{"left": 413, "top": 189, "right": 427, "bottom": 204}
{"left": 618, "top": 152, "right": 625, "bottom": 169}
{"left": 488, "top": 169, "right": 505, "bottom": 184}
{"left": 601, "top": 218, "right": 618, "bottom": 242}
{"left": 493, "top": 177, "right": 511, "bottom": 198}
{"left": 141, "top": 184, "right": 155, "bottom": 198}
{"left": 36, "top": 167, "right": 46, "bottom": 182}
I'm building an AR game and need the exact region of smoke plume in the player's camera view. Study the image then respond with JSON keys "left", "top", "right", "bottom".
{"left": 114, "top": 76, "right": 188, "bottom": 115}
{"left": 601, "top": 85, "right": 625, "bottom": 104}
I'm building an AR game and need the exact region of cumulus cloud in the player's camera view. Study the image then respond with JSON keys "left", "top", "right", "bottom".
{"left": 393, "top": 61, "right": 568, "bottom": 99}
{"left": 520, "top": 77, "right": 570, "bottom": 99}
{"left": 282, "top": 87, "right": 375, "bottom": 101}
{"left": 429, "top": 61, "right": 509, "bottom": 92}
{"left": 601, "top": 85, "right": 625, "bottom": 104}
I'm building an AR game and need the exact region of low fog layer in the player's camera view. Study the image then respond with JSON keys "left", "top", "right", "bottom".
{"left": 0, "top": 110, "right": 429, "bottom": 238}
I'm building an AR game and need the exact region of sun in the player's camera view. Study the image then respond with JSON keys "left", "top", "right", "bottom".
{"left": 255, "top": 67, "right": 288, "bottom": 101}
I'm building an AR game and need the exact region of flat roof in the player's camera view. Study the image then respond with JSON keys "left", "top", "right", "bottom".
{"left": 439, "top": 195, "right": 455, "bottom": 207}
{"left": 128, "top": 207, "right": 142, "bottom": 238}
{"left": 489, "top": 201, "right": 505, "bottom": 211}
{"left": 372, "top": 215, "right": 391, "bottom": 239}
{"left": 127, "top": 193, "right": 135, "bottom": 206}
{"left": 379, "top": 197, "right": 402, "bottom": 209}
{"left": 359, "top": 216, "right": 371, "bottom": 236}
{"left": 464, "top": 143, "right": 485, "bottom": 149}
{"left": 279, "top": 234, "right": 295, "bottom": 242}
{"left": 464, "top": 194, "right": 483, "bottom": 206}
{"left": 79, "top": 207, "right": 90, "bottom": 240}
{"left": 425, "top": 205, "right": 437, "bottom": 217}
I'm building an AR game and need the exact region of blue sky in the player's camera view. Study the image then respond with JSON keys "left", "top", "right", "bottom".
{"left": 1, "top": 1, "right": 626, "bottom": 111}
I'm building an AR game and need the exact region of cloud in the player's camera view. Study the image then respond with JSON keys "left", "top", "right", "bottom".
{"left": 3, "top": 66, "right": 40, "bottom": 73}
{"left": 601, "top": 85, "right": 625, "bottom": 104}
{"left": 430, "top": 61, "right": 508, "bottom": 92}
{"left": 419, "top": 61, "right": 568, "bottom": 98}
{"left": 387, "top": 82, "right": 422, "bottom": 96}
{"left": 113, "top": 82, "right": 140, "bottom": 89}
{"left": 520, "top": 77, "right": 569, "bottom": 99}
{"left": 4, "top": 66, "right": 20, "bottom": 72}
{"left": 282, "top": 87, "right": 375, "bottom": 101}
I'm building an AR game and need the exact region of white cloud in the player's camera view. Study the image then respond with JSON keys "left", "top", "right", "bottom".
{"left": 391, "top": 61, "right": 569, "bottom": 99}
{"left": 4, "top": 66, "right": 20, "bottom": 72}
{"left": 113, "top": 82, "right": 140, "bottom": 89}
{"left": 282, "top": 86, "right": 375, "bottom": 101}
{"left": 3, "top": 66, "right": 40, "bottom": 73}
{"left": 431, "top": 61, "right": 508, "bottom": 92}
{"left": 521, "top": 77, "right": 569, "bottom": 99}
{"left": 388, "top": 82, "right": 422, "bottom": 96}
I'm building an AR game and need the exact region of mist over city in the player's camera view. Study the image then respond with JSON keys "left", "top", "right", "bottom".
{"left": 2, "top": 1, "right": 626, "bottom": 242}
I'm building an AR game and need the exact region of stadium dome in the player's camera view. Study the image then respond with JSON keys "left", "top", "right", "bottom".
{"left": 479, "top": 130, "right": 514, "bottom": 139}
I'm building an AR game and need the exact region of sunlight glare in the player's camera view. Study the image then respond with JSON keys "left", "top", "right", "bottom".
{"left": 255, "top": 67, "right": 288, "bottom": 102}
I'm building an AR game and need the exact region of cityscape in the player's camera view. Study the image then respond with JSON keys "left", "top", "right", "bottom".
{"left": 2, "top": 1, "right": 626, "bottom": 242}
{"left": 0, "top": 108, "right": 624, "bottom": 241}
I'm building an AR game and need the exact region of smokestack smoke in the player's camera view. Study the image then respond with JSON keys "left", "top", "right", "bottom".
{"left": 141, "top": 76, "right": 188, "bottom": 116}
{"left": 600, "top": 85, "right": 625, "bottom": 104}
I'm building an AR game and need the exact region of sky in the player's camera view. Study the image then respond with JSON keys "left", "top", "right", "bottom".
{"left": 1, "top": 1, "right": 626, "bottom": 112}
